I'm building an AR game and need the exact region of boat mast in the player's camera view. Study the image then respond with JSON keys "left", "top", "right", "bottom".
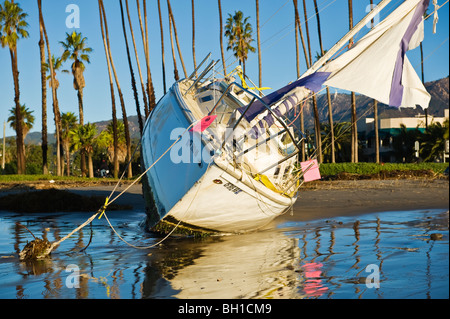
{"left": 301, "top": 0, "right": 392, "bottom": 78}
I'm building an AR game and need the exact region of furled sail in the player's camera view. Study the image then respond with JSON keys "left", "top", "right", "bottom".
{"left": 317, "top": 0, "right": 431, "bottom": 109}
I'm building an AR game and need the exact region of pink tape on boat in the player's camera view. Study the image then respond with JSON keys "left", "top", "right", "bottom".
{"left": 190, "top": 115, "right": 217, "bottom": 132}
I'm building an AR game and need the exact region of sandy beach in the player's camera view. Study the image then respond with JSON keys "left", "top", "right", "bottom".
{"left": 2, "top": 177, "right": 444, "bottom": 223}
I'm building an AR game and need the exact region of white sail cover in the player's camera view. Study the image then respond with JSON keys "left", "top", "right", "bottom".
{"left": 318, "top": 0, "right": 431, "bottom": 109}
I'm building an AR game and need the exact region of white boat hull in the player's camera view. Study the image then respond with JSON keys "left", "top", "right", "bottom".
{"left": 141, "top": 83, "right": 297, "bottom": 233}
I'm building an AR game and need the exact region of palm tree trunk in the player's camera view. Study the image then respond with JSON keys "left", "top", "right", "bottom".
{"left": 191, "top": 0, "right": 197, "bottom": 77}
{"left": 293, "top": 0, "right": 305, "bottom": 161}
{"left": 88, "top": 152, "right": 94, "bottom": 178}
{"left": 314, "top": 0, "right": 335, "bottom": 163}
{"left": 218, "top": 0, "right": 227, "bottom": 76}
{"left": 256, "top": 0, "right": 262, "bottom": 96}
{"left": 38, "top": 0, "right": 62, "bottom": 176}
{"left": 100, "top": 0, "right": 133, "bottom": 178}
{"left": 374, "top": 99, "right": 379, "bottom": 163}
{"left": 370, "top": 0, "right": 379, "bottom": 163}
{"left": 167, "top": 0, "right": 187, "bottom": 78}
{"left": 125, "top": 0, "right": 149, "bottom": 120}
{"left": 157, "top": 0, "right": 167, "bottom": 94}
{"left": 135, "top": 0, "right": 156, "bottom": 114}
{"left": 142, "top": 0, "right": 156, "bottom": 113}
{"left": 348, "top": 0, "right": 358, "bottom": 163}
{"left": 99, "top": 0, "right": 119, "bottom": 178}
{"left": 420, "top": 42, "right": 428, "bottom": 130}
{"left": 9, "top": 49, "right": 26, "bottom": 174}
{"left": 302, "top": 0, "right": 312, "bottom": 65}
{"left": 293, "top": 0, "right": 305, "bottom": 162}
{"left": 38, "top": 2, "right": 48, "bottom": 175}
{"left": 293, "top": 0, "right": 310, "bottom": 69}
{"left": 64, "top": 143, "right": 70, "bottom": 176}
{"left": 168, "top": 8, "right": 179, "bottom": 81}
{"left": 77, "top": 89, "right": 86, "bottom": 176}
{"left": 302, "top": 0, "right": 322, "bottom": 163}
{"left": 120, "top": 0, "right": 143, "bottom": 136}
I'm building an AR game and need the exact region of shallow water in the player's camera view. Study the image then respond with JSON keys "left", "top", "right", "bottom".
{"left": 0, "top": 208, "right": 448, "bottom": 299}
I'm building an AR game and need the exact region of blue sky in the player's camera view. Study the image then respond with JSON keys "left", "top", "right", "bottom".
{"left": 1, "top": 0, "right": 449, "bottom": 138}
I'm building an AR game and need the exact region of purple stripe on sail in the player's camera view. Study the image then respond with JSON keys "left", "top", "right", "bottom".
{"left": 389, "top": 0, "right": 429, "bottom": 107}
{"left": 237, "top": 71, "right": 331, "bottom": 123}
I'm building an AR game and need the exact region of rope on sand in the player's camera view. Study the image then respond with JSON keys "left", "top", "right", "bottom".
{"left": 19, "top": 123, "right": 196, "bottom": 260}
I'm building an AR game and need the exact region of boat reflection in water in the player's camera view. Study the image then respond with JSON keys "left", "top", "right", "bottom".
{"left": 0, "top": 209, "right": 448, "bottom": 299}
{"left": 142, "top": 228, "right": 303, "bottom": 299}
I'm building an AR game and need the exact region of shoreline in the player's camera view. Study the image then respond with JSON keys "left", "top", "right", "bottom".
{"left": 286, "top": 178, "right": 449, "bottom": 222}
{"left": 0, "top": 177, "right": 448, "bottom": 223}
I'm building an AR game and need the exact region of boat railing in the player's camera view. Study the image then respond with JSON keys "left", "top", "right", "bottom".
{"left": 208, "top": 81, "right": 309, "bottom": 196}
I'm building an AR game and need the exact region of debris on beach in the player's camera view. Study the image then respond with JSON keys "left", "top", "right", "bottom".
{"left": 19, "top": 238, "right": 52, "bottom": 261}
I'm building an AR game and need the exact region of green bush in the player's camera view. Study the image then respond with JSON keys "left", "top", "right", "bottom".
{"left": 319, "top": 162, "right": 448, "bottom": 176}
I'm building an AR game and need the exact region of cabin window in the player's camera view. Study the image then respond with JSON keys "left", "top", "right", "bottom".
{"left": 200, "top": 95, "right": 213, "bottom": 103}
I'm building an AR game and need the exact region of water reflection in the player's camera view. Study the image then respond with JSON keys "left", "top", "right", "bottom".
{"left": 0, "top": 209, "right": 448, "bottom": 299}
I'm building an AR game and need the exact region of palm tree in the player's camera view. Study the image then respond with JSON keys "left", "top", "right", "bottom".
{"left": 60, "top": 31, "right": 92, "bottom": 127}
{"left": 37, "top": 0, "right": 63, "bottom": 176}
{"left": 293, "top": 0, "right": 308, "bottom": 161}
{"left": 44, "top": 55, "right": 69, "bottom": 87}
{"left": 44, "top": 55, "right": 69, "bottom": 175}
{"left": 38, "top": 0, "right": 47, "bottom": 174}
{"left": 167, "top": 0, "right": 187, "bottom": 78}
{"left": 61, "top": 112, "right": 78, "bottom": 176}
{"left": 321, "top": 122, "right": 352, "bottom": 162}
{"left": 218, "top": 0, "right": 227, "bottom": 76}
{"left": 70, "top": 123, "right": 97, "bottom": 178}
{"left": 420, "top": 9, "right": 429, "bottom": 130}
{"left": 7, "top": 104, "right": 34, "bottom": 141}
{"left": 136, "top": 0, "right": 156, "bottom": 114}
{"left": 125, "top": 0, "right": 149, "bottom": 117}
{"left": 370, "top": 0, "right": 380, "bottom": 163}
{"left": 191, "top": 0, "right": 197, "bottom": 76}
{"left": 99, "top": 0, "right": 132, "bottom": 178}
{"left": 224, "top": 10, "right": 256, "bottom": 77}
{"left": 98, "top": 0, "right": 119, "bottom": 179}
{"left": 60, "top": 30, "right": 92, "bottom": 176}
{"left": 168, "top": 2, "right": 179, "bottom": 81}
{"left": 301, "top": 0, "right": 322, "bottom": 163}
{"left": 348, "top": 0, "right": 358, "bottom": 163}
{"left": 157, "top": 0, "right": 167, "bottom": 94}
{"left": 0, "top": 0, "right": 29, "bottom": 174}
{"left": 419, "top": 120, "right": 449, "bottom": 162}
{"left": 256, "top": 0, "right": 262, "bottom": 96}
{"left": 97, "top": 121, "right": 127, "bottom": 164}
{"left": 119, "top": 0, "right": 143, "bottom": 136}
{"left": 293, "top": 0, "right": 310, "bottom": 69}
{"left": 314, "top": 0, "right": 335, "bottom": 163}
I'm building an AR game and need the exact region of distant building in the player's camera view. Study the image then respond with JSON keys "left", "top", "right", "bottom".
{"left": 359, "top": 109, "right": 449, "bottom": 163}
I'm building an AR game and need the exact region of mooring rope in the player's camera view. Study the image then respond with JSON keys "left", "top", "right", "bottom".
{"left": 24, "top": 122, "right": 197, "bottom": 259}
{"left": 102, "top": 159, "right": 213, "bottom": 250}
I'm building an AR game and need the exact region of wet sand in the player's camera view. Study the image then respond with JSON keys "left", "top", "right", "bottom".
{"left": 286, "top": 178, "right": 449, "bottom": 222}
{"left": 62, "top": 178, "right": 449, "bottom": 223}
{"left": 1, "top": 178, "right": 448, "bottom": 222}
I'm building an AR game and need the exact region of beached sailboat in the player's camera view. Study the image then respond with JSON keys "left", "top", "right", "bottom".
{"left": 140, "top": 0, "right": 433, "bottom": 234}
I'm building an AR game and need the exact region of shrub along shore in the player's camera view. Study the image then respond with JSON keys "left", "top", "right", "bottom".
{"left": 0, "top": 162, "right": 448, "bottom": 190}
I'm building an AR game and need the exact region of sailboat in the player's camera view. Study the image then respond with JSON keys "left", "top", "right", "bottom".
{"left": 140, "top": 0, "right": 433, "bottom": 234}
